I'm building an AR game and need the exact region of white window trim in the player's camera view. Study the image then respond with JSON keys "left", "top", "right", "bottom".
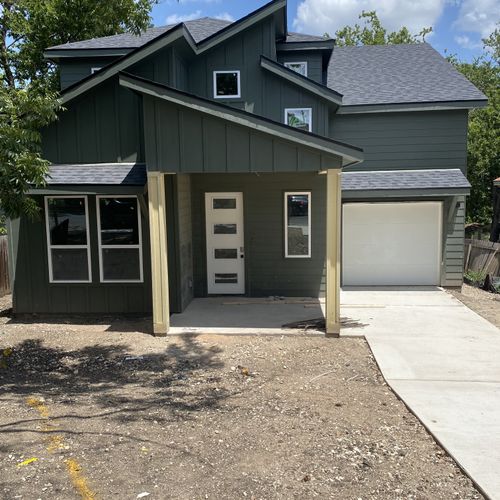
{"left": 45, "top": 195, "right": 92, "bottom": 284}
{"left": 284, "top": 107, "right": 313, "bottom": 132}
{"left": 284, "top": 61, "right": 308, "bottom": 77}
{"left": 284, "top": 191, "right": 312, "bottom": 259}
{"left": 213, "top": 70, "right": 241, "bottom": 99}
{"left": 91, "top": 67, "right": 102, "bottom": 74}
{"left": 96, "top": 195, "right": 144, "bottom": 283}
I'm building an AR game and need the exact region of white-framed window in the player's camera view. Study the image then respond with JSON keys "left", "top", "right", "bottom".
{"left": 96, "top": 196, "right": 143, "bottom": 283}
{"left": 284, "top": 108, "right": 312, "bottom": 132}
{"left": 284, "top": 61, "right": 308, "bottom": 77}
{"left": 45, "top": 196, "right": 92, "bottom": 283}
{"left": 90, "top": 67, "right": 102, "bottom": 74}
{"left": 213, "top": 70, "right": 241, "bottom": 99}
{"left": 284, "top": 192, "right": 311, "bottom": 258}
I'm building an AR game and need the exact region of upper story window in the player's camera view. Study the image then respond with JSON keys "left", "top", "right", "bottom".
{"left": 284, "top": 62, "right": 308, "bottom": 77}
{"left": 45, "top": 196, "right": 91, "bottom": 283}
{"left": 285, "top": 108, "right": 312, "bottom": 132}
{"left": 213, "top": 70, "right": 241, "bottom": 99}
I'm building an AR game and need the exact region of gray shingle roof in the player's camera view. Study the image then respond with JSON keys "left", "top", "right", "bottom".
{"left": 47, "top": 18, "right": 232, "bottom": 50}
{"left": 328, "top": 43, "right": 487, "bottom": 106}
{"left": 46, "top": 164, "right": 147, "bottom": 185}
{"left": 286, "top": 32, "right": 330, "bottom": 42}
{"left": 342, "top": 168, "right": 471, "bottom": 192}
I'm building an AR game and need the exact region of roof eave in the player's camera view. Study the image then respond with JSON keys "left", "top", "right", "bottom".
{"left": 337, "top": 99, "right": 489, "bottom": 114}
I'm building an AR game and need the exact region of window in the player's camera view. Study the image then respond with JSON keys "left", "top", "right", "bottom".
{"left": 285, "top": 192, "right": 311, "bottom": 258}
{"left": 213, "top": 70, "right": 241, "bottom": 99}
{"left": 90, "top": 67, "right": 102, "bottom": 74}
{"left": 45, "top": 196, "right": 91, "bottom": 283}
{"left": 284, "top": 61, "right": 308, "bottom": 77}
{"left": 97, "top": 196, "right": 143, "bottom": 282}
{"left": 285, "top": 108, "right": 312, "bottom": 132}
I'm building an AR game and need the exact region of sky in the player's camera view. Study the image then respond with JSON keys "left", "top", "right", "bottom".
{"left": 151, "top": 0, "right": 500, "bottom": 61}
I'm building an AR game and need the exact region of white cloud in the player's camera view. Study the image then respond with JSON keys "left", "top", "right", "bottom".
{"left": 293, "top": 0, "right": 446, "bottom": 37}
{"left": 214, "top": 12, "right": 235, "bottom": 22}
{"left": 453, "top": 0, "right": 500, "bottom": 39}
{"left": 165, "top": 10, "right": 202, "bottom": 24}
{"left": 454, "top": 34, "right": 482, "bottom": 49}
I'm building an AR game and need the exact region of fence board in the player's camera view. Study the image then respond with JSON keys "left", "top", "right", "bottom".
{"left": 464, "top": 239, "right": 500, "bottom": 276}
{"left": 0, "top": 235, "right": 9, "bottom": 297}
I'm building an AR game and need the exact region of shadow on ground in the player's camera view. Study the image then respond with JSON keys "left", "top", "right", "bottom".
{"left": 0, "top": 335, "right": 227, "bottom": 432}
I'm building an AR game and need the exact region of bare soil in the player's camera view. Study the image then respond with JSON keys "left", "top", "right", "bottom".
{"left": 0, "top": 296, "right": 482, "bottom": 500}
{"left": 449, "top": 284, "right": 500, "bottom": 329}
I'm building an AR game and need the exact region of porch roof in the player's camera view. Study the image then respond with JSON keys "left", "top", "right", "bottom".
{"left": 342, "top": 168, "right": 471, "bottom": 198}
{"left": 45, "top": 163, "right": 147, "bottom": 185}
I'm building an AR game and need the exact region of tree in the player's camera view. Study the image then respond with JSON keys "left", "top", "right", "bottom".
{"left": 448, "top": 28, "right": 500, "bottom": 225}
{"left": 334, "top": 11, "right": 432, "bottom": 46}
{"left": 0, "top": 0, "right": 156, "bottom": 218}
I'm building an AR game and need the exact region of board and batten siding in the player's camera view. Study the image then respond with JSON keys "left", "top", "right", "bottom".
{"left": 190, "top": 172, "right": 327, "bottom": 298}
{"left": 9, "top": 196, "right": 152, "bottom": 314}
{"left": 59, "top": 58, "right": 119, "bottom": 90}
{"left": 442, "top": 195, "right": 466, "bottom": 287}
{"left": 143, "top": 97, "right": 341, "bottom": 174}
{"left": 330, "top": 110, "right": 469, "bottom": 172}
{"left": 42, "top": 78, "right": 145, "bottom": 165}
{"left": 277, "top": 51, "right": 323, "bottom": 84}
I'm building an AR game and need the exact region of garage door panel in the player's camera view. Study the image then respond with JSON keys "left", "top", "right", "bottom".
{"left": 343, "top": 202, "right": 442, "bottom": 286}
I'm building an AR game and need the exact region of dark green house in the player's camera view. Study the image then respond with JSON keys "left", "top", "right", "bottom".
{"left": 8, "top": 0, "right": 486, "bottom": 335}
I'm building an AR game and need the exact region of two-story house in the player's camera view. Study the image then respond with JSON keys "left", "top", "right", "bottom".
{"left": 7, "top": 0, "right": 486, "bottom": 335}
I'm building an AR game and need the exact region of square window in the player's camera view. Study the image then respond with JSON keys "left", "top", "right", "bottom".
{"left": 285, "top": 192, "right": 311, "bottom": 258}
{"left": 213, "top": 71, "right": 241, "bottom": 99}
{"left": 99, "top": 198, "right": 139, "bottom": 245}
{"left": 284, "top": 62, "right": 308, "bottom": 77}
{"left": 285, "top": 108, "right": 312, "bottom": 132}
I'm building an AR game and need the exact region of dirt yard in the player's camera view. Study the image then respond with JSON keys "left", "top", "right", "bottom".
{"left": 449, "top": 283, "right": 500, "bottom": 328}
{"left": 0, "top": 296, "right": 482, "bottom": 499}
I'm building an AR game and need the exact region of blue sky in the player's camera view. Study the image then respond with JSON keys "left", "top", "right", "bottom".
{"left": 151, "top": 0, "right": 500, "bottom": 62}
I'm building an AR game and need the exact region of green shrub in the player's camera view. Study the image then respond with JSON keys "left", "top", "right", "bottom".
{"left": 464, "top": 269, "right": 487, "bottom": 287}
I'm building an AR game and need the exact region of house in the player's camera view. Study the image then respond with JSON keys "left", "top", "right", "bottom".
{"left": 7, "top": 0, "right": 487, "bottom": 336}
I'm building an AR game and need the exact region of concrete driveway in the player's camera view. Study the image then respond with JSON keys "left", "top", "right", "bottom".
{"left": 341, "top": 287, "right": 500, "bottom": 500}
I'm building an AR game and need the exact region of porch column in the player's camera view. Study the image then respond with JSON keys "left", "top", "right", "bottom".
{"left": 147, "top": 172, "right": 170, "bottom": 336}
{"left": 325, "top": 168, "right": 342, "bottom": 337}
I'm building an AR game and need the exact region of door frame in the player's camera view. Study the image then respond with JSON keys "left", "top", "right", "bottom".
{"left": 204, "top": 191, "right": 246, "bottom": 295}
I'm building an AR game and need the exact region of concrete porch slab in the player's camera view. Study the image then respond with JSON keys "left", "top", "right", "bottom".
{"left": 169, "top": 297, "right": 326, "bottom": 335}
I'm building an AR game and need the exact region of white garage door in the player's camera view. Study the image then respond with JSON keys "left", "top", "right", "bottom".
{"left": 343, "top": 202, "right": 442, "bottom": 286}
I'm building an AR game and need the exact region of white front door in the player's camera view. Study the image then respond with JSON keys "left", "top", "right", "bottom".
{"left": 205, "top": 192, "right": 245, "bottom": 294}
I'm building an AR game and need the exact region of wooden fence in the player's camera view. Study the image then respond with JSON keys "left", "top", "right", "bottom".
{"left": 464, "top": 238, "right": 500, "bottom": 276}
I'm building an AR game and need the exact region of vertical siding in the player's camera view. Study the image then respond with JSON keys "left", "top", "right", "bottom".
{"left": 10, "top": 195, "right": 152, "bottom": 315}
{"left": 442, "top": 196, "right": 466, "bottom": 287}
{"left": 330, "top": 110, "right": 469, "bottom": 172}
{"left": 190, "top": 172, "right": 326, "bottom": 297}
{"left": 277, "top": 51, "right": 323, "bottom": 84}
{"left": 176, "top": 175, "right": 194, "bottom": 309}
{"left": 59, "top": 58, "right": 118, "bottom": 89}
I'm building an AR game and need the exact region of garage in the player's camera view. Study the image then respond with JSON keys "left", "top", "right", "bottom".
{"left": 342, "top": 202, "right": 442, "bottom": 286}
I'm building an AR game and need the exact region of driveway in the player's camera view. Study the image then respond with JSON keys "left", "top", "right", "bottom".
{"left": 341, "top": 287, "right": 500, "bottom": 500}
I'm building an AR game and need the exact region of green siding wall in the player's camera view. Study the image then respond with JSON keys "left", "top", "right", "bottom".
{"left": 9, "top": 195, "right": 152, "bottom": 315}
{"left": 143, "top": 97, "right": 340, "bottom": 174}
{"left": 190, "top": 172, "right": 326, "bottom": 297}
{"left": 42, "top": 78, "right": 145, "bottom": 164}
{"left": 330, "top": 110, "right": 469, "bottom": 172}
{"left": 59, "top": 58, "right": 118, "bottom": 90}
{"left": 442, "top": 196, "right": 466, "bottom": 287}
{"left": 277, "top": 51, "right": 323, "bottom": 84}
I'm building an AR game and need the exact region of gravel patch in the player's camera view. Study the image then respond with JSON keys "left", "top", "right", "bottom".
{"left": 0, "top": 313, "right": 482, "bottom": 500}
{"left": 449, "top": 284, "right": 500, "bottom": 329}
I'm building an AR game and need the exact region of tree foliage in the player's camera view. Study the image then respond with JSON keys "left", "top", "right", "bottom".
{"left": 334, "top": 11, "right": 432, "bottom": 46}
{"left": 449, "top": 28, "right": 500, "bottom": 224}
{"left": 0, "top": 0, "right": 155, "bottom": 218}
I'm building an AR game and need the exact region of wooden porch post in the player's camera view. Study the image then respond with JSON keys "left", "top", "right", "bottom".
{"left": 325, "top": 168, "right": 342, "bottom": 337}
{"left": 147, "top": 172, "right": 170, "bottom": 336}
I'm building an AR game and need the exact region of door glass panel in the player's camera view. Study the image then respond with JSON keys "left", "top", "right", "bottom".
{"left": 213, "top": 198, "right": 236, "bottom": 209}
{"left": 215, "top": 273, "right": 238, "bottom": 284}
{"left": 214, "top": 223, "right": 237, "bottom": 234}
{"left": 215, "top": 249, "right": 238, "bottom": 259}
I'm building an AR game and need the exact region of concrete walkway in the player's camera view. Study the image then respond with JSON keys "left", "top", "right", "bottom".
{"left": 341, "top": 287, "right": 500, "bottom": 499}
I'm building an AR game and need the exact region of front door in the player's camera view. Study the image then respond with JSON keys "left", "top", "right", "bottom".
{"left": 205, "top": 192, "right": 245, "bottom": 294}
